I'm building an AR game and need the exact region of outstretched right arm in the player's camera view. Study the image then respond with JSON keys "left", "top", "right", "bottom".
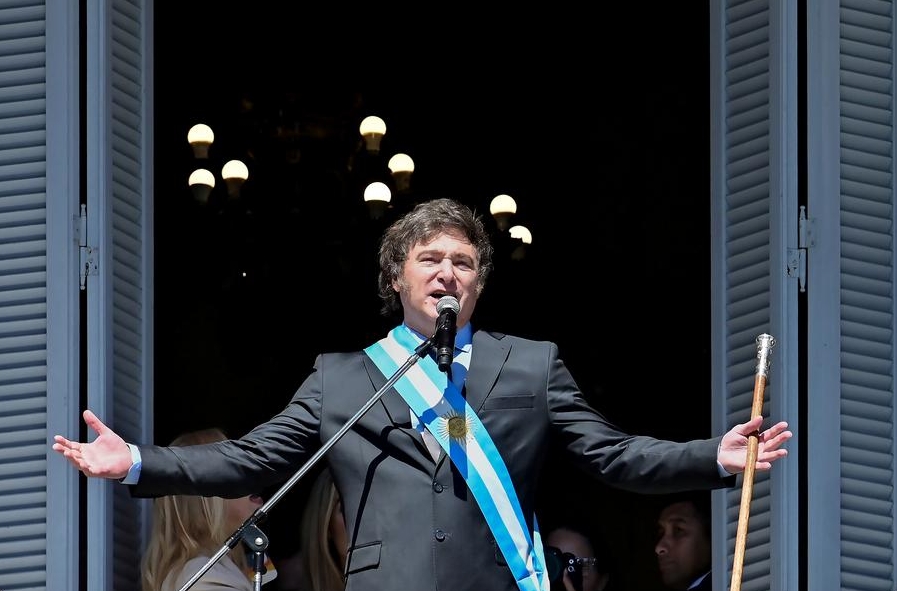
{"left": 52, "top": 409, "right": 132, "bottom": 480}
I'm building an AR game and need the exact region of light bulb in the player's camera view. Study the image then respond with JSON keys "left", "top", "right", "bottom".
{"left": 388, "top": 153, "right": 415, "bottom": 192}
{"left": 363, "top": 181, "right": 391, "bottom": 203}
{"left": 187, "top": 124, "right": 214, "bottom": 158}
{"left": 509, "top": 225, "right": 533, "bottom": 261}
{"left": 188, "top": 168, "right": 215, "bottom": 203}
{"left": 363, "top": 181, "right": 391, "bottom": 219}
{"left": 509, "top": 225, "right": 532, "bottom": 244}
{"left": 221, "top": 159, "right": 249, "bottom": 198}
{"left": 359, "top": 115, "right": 386, "bottom": 153}
{"left": 490, "top": 194, "right": 517, "bottom": 231}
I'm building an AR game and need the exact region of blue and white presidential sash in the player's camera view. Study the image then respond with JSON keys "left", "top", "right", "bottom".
{"left": 365, "top": 326, "right": 549, "bottom": 591}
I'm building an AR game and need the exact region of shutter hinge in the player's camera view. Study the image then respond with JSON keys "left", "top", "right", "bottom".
{"left": 786, "top": 205, "right": 809, "bottom": 293}
{"left": 78, "top": 204, "right": 97, "bottom": 290}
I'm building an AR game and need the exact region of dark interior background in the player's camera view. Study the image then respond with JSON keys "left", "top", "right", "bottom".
{"left": 152, "top": 5, "right": 711, "bottom": 589}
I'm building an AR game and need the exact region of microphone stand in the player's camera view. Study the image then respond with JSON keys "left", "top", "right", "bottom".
{"left": 177, "top": 337, "right": 434, "bottom": 591}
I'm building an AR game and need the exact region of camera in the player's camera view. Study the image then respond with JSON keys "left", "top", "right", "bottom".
{"left": 545, "top": 546, "right": 584, "bottom": 591}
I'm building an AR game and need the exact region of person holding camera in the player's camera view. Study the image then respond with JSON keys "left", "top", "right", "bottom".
{"left": 544, "top": 524, "right": 613, "bottom": 591}
{"left": 54, "top": 198, "right": 791, "bottom": 591}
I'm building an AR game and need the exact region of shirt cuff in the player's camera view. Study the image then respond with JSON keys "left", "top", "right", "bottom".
{"left": 120, "top": 443, "right": 142, "bottom": 485}
{"left": 715, "top": 440, "right": 733, "bottom": 477}
{"left": 717, "top": 461, "right": 732, "bottom": 477}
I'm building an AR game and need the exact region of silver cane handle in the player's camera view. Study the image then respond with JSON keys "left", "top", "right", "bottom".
{"left": 755, "top": 333, "right": 776, "bottom": 379}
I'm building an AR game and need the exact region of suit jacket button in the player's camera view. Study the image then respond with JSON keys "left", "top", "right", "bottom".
{"left": 433, "top": 482, "right": 444, "bottom": 493}
{"left": 434, "top": 529, "right": 446, "bottom": 542}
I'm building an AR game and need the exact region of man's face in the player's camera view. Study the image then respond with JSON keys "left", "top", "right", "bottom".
{"left": 392, "top": 230, "right": 479, "bottom": 336}
{"left": 654, "top": 501, "right": 711, "bottom": 590}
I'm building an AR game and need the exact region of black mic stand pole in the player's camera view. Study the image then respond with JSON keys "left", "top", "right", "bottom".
{"left": 177, "top": 337, "right": 435, "bottom": 591}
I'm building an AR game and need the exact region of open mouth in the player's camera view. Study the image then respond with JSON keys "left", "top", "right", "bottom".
{"left": 429, "top": 291, "right": 456, "bottom": 302}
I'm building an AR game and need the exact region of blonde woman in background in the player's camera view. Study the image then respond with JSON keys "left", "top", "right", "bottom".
{"left": 140, "top": 428, "right": 268, "bottom": 591}
{"left": 298, "top": 468, "right": 347, "bottom": 591}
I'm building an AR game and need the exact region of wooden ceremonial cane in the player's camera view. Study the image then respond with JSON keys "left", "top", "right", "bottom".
{"left": 729, "top": 333, "right": 775, "bottom": 591}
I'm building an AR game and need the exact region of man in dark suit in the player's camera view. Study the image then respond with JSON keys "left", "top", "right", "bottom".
{"left": 54, "top": 198, "right": 791, "bottom": 591}
{"left": 654, "top": 491, "right": 713, "bottom": 591}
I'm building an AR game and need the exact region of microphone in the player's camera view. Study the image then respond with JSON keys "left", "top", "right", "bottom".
{"left": 434, "top": 295, "right": 460, "bottom": 372}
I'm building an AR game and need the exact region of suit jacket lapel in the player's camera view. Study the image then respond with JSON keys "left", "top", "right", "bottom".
{"left": 362, "top": 353, "right": 411, "bottom": 426}
{"left": 465, "top": 330, "right": 510, "bottom": 412}
{"left": 362, "top": 352, "right": 438, "bottom": 463}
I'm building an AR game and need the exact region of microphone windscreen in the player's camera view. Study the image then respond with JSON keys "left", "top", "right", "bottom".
{"left": 436, "top": 295, "right": 460, "bottom": 314}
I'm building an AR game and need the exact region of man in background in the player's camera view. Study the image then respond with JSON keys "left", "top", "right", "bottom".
{"left": 654, "top": 491, "right": 712, "bottom": 591}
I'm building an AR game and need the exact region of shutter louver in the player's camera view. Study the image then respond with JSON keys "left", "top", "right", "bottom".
{"left": 837, "top": 2, "right": 895, "bottom": 589}
{"left": 719, "top": 3, "right": 775, "bottom": 589}
{"left": 0, "top": 3, "right": 50, "bottom": 590}
{"left": 109, "top": 1, "right": 150, "bottom": 588}
{"left": 85, "top": 0, "right": 152, "bottom": 589}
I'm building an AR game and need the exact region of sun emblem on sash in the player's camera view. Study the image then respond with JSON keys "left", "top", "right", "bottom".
{"left": 438, "top": 411, "right": 474, "bottom": 443}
